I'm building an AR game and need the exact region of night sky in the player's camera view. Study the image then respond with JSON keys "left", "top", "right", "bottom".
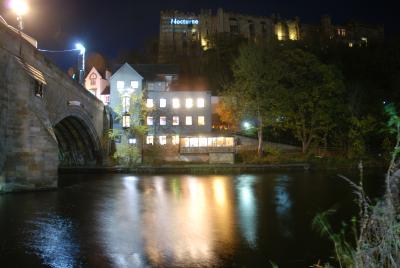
{"left": 0, "top": 0, "right": 395, "bottom": 70}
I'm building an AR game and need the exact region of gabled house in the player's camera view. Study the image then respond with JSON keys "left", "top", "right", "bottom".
{"left": 84, "top": 67, "right": 111, "bottom": 105}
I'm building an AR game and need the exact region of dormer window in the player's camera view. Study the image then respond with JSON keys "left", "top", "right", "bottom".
{"left": 90, "top": 73, "right": 97, "bottom": 86}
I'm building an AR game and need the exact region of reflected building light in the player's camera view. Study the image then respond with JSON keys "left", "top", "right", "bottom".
{"left": 124, "top": 176, "right": 139, "bottom": 182}
{"left": 237, "top": 175, "right": 258, "bottom": 248}
{"left": 213, "top": 179, "right": 226, "bottom": 206}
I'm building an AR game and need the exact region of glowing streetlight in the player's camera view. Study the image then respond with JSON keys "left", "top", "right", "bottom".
{"left": 75, "top": 43, "right": 86, "bottom": 85}
{"left": 10, "top": 0, "right": 28, "bottom": 30}
{"left": 243, "top": 121, "right": 251, "bottom": 130}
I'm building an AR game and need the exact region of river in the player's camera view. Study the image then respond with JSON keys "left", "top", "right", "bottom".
{"left": 0, "top": 169, "right": 385, "bottom": 267}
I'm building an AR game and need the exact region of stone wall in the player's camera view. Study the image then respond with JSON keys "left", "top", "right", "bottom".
{"left": 0, "top": 22, "right": 108, "bottom": 193}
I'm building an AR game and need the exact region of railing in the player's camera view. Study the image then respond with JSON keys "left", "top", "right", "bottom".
{"left": 180, "top": 146, "right": 235, "bottom": 154}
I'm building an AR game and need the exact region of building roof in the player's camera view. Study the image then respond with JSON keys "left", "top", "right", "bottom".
{"left": 101, "top": 85, "right": 110, "bottom": 95}
{"left": 131, "top": 64, "right": 179, "bottom": 81}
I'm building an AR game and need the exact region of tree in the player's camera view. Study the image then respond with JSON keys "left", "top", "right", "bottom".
{"left": 276, "top": 49, "right": 345, "bottom": 153}
{"left": 223, "top": 41, "right": 283, "bottom": 157}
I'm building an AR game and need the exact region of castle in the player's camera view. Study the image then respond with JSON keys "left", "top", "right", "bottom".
{"left": 158, "top": 8, "right": 384, "bottom": 63}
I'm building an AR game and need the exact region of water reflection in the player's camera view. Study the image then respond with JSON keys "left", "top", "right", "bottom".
{"left": 274, "top": 175, "right": 293, "bottom": 237}
{"left": 99, "top": 175, "right": 237, "bottom": 267}
{"left": 100, "top": 175, "right": 147, "bottom": 267}
{"left": 237, "top": 175, "right": 258, "bottom": 248}
{"left": 25, "top": 213, "right": 81, "bottom": 268}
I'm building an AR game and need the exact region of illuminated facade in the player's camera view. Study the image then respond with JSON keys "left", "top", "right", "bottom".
{"left": 158, "top": 9, "right": 384, "bottom": 63}
{"left": 84, "top": 67, "right": 111, "bottom": 105}
{"left": 109, "top": 63, "right": 235, "bottom": 163}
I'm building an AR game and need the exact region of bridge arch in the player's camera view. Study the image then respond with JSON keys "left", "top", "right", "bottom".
{"left": 53, "top": 110, "right": 102, "bottom": 167}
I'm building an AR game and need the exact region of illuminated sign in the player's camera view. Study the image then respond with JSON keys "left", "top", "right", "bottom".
{"left": 170, "top": 18, "right": 199, "bottom": 25}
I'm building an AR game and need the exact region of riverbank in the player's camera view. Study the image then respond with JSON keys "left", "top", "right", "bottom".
{"left": 59, "top": 163, "right": 310, "bottom": 175}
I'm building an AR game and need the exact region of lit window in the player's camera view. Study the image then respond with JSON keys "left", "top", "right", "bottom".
{"left": 197, "top": 98, "right": 205, "bottom": 108}
{"left": 186, "top": 116, "right": 192, "bottom": 125}
{"left": 160, "top": 98, "right": 166, "bottom": 108}
{"left": 172, "top": 98, "right": 180, "bottom": 108}
{"left": 146, "top": 99, "right": 154, "bottom": 108}
{"left": 173, "top": 116, "right": 179, "bottom": 125}
{"left": 128, "top": 138, "right": 136, "bottom": 145}
{"left": 146, "top": 135, "right": 154, "bottom": 145}
{"left": 198, "top": 116, "right": 205, "bottom": 126}
{"left": 117, "top": 81, "right": 124, "bottom": 89}
{"left": 147, "top": 116, "right": 153, "bottom": 125}
{"left": 182, "top": 137, "right": 190, "bottom": 147}
{"left": 185, "top": 98, "right": 193, "bottom": 108}
{"left": 348, "top": 42, "right": 353, "bottom": 48}
{"left": 131, "top": 81, "right": 139, "bottom": 89}
{"left": 189, "top": 137, "right": 199, "bottom": 147}
{"left": 172, "top": 135, "right": 180, "bottom": 145}
{"left": 160, "top": 116, "right": 166, "bottom": 126}
{"left": 159, "top": 136, "right": 167, "bottom": 145}
{"left": 122, "top": 96, "right": 130, "bottom": 112}
{"left": 226, "top": 137, "right": 234, "bottom": 147}
{"left": 199, "top": 137, "right": 207, "bottom": 147}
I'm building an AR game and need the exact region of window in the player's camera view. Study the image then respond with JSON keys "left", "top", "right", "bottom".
{"left": 117, "top": 81, "right": 124, "bottom": 89}
{"left": 172, "top": 135, "right": 180, "bottom": 145}
{"left": 128, "top": 138, "right": 136, "bottom": 145}
{"left": 159, "top": 136, "right": 167, "bottom": 145}
{"left": 199, "top": 137, "right": 207, "bottom": 147}
{"left": 146, "top": 99, "right": 154, "bottom": 108}
{"left": 160, "top": 116, "right": 166, "bottom": 126}
{"left": 198, "top": 116, "right": 205, "bottom": 126}
{"left": 229, "top": 18, "right": 239, "bottom": 33}
{"left": 160, "top": 98, "right": 166, "bottom": 108}
{"left": 186, "top": 116, "right": 192, "bottom": 125}
{"left": 190, "top": 137, "right": 199, "bottom": 147}
{"left": 147, "top": 116, "right": 153, "bottom": 125}
{"left": 173, "top": 116, "right": 179, "bottom": 125}
{"left": 337, "top": 28, "right": 346, "bottom": 37}
{"left": 172, "top": 98, "right": 180, "bottom": 108}
{"left": 146, "top": 135, "right": 154, "bottom": 145}
{"left": 34, "top": 80, "right": 44, "bottom": 98}
{"left": 131, "top": 81, "right": 139, "bottom": 89}
{"left": 90, "top": 73, "right": 97, "bottom": 85}
{"left": 185, "top": 98, "right": 193, "bottom": 108}
{"left": 197, "top": 98, "right": 205, "bottom": 108}
{"left": 122, "top": 96, "right": 130, "bottom": 112}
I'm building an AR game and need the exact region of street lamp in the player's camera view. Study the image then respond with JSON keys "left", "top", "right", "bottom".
{"left": 122, "top": 112, "right": 131, "bottom": 129}
{"left": 75, "top": 43, "right": 86, "bottom": 85}
{"left": 10, "top": 0, "right": 28, "bottom": 31}
{"left": 243, "top": 121, "right": 251, "bottom": 130}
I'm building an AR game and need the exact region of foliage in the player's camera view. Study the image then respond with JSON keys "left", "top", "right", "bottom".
{"left": 275, "top": 48, "right": 345, "bottom": 153}
{"left": 222, "top": 43, "right": 345, "bottom": 156}
{"left": 113, "top": 143, "right": 141, "bottom": 167}
{"left": 223, "top": 41, "right": 283, "bottom": 157}
{"left": 347, "top": 116, "right": 376, "bottom": 159}
{"left": 201, "top": 33, "right": 247, "bottom": 93}
{"left": 313, "top": 103, "right": 400, "bottom": 268}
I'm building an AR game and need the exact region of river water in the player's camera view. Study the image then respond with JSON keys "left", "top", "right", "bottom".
{"left": 0, "top": 170, "right": 385, "bottom": 268}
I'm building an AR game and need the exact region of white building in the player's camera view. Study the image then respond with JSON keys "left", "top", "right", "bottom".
{"left": 109, "top": 63, "right": 235, "bottom": 163}
{"left": 84, "top": 67, "right": 111, "bottom": 105}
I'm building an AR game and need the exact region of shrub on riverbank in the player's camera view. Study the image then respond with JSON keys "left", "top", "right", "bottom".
{"left": 312, "top": 104, "right": 400, "bottom": 268}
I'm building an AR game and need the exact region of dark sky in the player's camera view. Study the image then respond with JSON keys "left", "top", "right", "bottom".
{"left": 0, "top": 0, "right": 395, "bottom": 70}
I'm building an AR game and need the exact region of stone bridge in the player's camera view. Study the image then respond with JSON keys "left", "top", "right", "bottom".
{"left": 0, "top": 22, "right": 110, "bottom": 193}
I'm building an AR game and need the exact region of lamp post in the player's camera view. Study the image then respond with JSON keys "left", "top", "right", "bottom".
{"left": 10, "top": 0, "right": 28, "bottom": 31}
{"left": 75, "top": 43, "right": 86, "bottom": 85}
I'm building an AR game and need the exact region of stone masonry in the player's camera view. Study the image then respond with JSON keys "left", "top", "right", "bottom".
{"left": 0, "top": 22, "right": 109, "bottom": 193}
